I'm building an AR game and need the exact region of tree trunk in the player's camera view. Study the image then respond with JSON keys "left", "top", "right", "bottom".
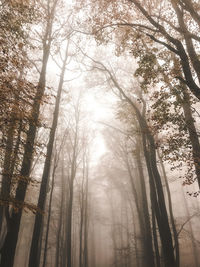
{"left": 42, "top": 158, "right": 57, "bottom": 267}
{"left": 107, "top": 192, "right": 119, "bottom": 267}
{"left": 135, "top": 142, "right": 155, "bottom": 267}
{"left": 0, "top": 67, "right": 24, "bottom": 237}
{"left": 28, "top": 38, "right": 69, "bottom": 267}
{"left": 157, "top": 149, "right": 179, "bottom": 267}
{"left": 65, "top": 181, "right": 74, "bottom": 267}
{"left": 64, "top": 107, "right": 79, "bottom": 267}
{"left": 90, "top": 220, "right": 96, "bottom": 267}
{"left": 142, "top": 129, "right": 175, "bottom": 267}
{"left": 55, "top": 160, "right": 65, "bottom": 267}
{"left": 79, "top": 181, "right": 84, "bottom": 267}
{"left": 127, "top": 194, "right": 140, "bottom": 267}
{"left": 0, "top": 118, "right": 22, "bottom": 242}
{"left": 152, "top": 206, "right": 161, "bottom": 267}
{"left": 83, "top": 162, "right": 89, "bottom": 267}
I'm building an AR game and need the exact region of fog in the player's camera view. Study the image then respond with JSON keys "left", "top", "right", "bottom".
{"left": 1, "top": 0, "right": 200, "bottom": 267}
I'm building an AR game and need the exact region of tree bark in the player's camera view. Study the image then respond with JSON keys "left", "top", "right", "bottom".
{"left": 135, "top": 143, "right": 155, "bottom": 267}
{"left": 157, "top": 149, "right": 179, "bottom": 267}
{"left": 152, "top": 206, "right": 161, "bottom": 267}
{"left": 83, "top": 165, "right": 89, "bottom": 267}
{"left": 42, "top": 157, "right": 57, "bottom": 267}
{"left": 55, "top": 159, "right": 65, "bottom": 267}
{"left": 64, "top": 114, "right": 79, "bottom": 267}
{"left": 125, "top": 152, "right": 155, "bottom": 267}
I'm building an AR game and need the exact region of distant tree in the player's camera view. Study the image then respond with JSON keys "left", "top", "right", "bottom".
{"left": 103, "top": 125, "right": 155, "bottom": 267}
{"left": 59, "top": 98, "right": 89, "bottom": 267}
{"left": 78, "top": 147, "right": 90, "bottom": 267}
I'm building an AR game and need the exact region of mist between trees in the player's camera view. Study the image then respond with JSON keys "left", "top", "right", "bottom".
{"left": 0, "top": 0, "right": 200, "bottom": 266}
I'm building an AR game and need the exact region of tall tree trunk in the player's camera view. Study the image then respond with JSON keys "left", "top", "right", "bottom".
{"left": 124, "top": 198, "right": 131, "bottom": 267}
{"left": 63, "top": 131, "right": 78, "bottom": 267}
{"left": 142, "top": 129, "right": 175, "bottom": 267}
{"left": 157, "top": 149, "right": 179, "bottom": 267}
{"left": 65, "top": 180, "right": 74, "bottom": 267}
{"left": 135, "top": 142, "right": 155, "bottom": 267}
{"left": 83, "top": 162, "right": 89, "bottom": 267}
{"left": 0, "top": 68, "right": 24, "bottom": 237}
{"left": 0, "top": 119, "right": 15, "bottom": 235}
{"left": 42, "top": 158, "right": 57, "bottom": 267}
{"left": 120, "top": 199, "right": 125, "bottom": 267}
{"left": 79, "top": 167, "right": 85, "bottom": 267}
{"left": 152, "top": 206, "right": 161, "bottom": 267}
{"left": 79, "top": 206, "right": 84, "bottom": 267}
{"left": 127, "top": 194, "right": 140, "bottom": 267}
{"left": 55, "top": 160, "right": 65, "bottom": 267}
{"left": 28, "top": 38, "right": 69, "bottom": 267}
{"left": 79, "top": 195, "right": 84, "bottom": 267}
{"left": 64, "top": 106, "right": 79, "bottom": 267}
{"left": 0, "top": 116, "right": 22, "bottom": 240}
{"left": 107, "top": 192, "right": 119, "bottom": 267}
{"left": 125, "top": 157, "right": 145, "bottom": 247}
{"left": 90, "top": 219, "right": 96, "bottom": 267}
{"left": 124, "top": 149, "right": 154, "bottom": 267}
{"left": 125, "top": 94, "right": 175, "bottom": 267}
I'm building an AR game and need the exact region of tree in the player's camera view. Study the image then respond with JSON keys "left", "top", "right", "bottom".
{"left": 0, "top": 0, "right": 59, "bottom": 265}
{"left": 58, "top": 97, "right": 88, "bottom": 267}
{"left": 103, "top": 125, "right": 155, "bottom": 267}
{"left": 28, "top": 36, "right": 72, "bottom": 267}
{"left": 78, "top": 0, "right": 200, "bottom": 99}
{"left": 135, "top": 49, "right": 200, "bottom": 189}
{"left": 78, "top": 147, "right": 90, "bottom": 267}
{"left": 0, "top": 0, "right": 38, "bottom": 235}
{"left": 86, "top": 57, "right": 176, "bottom": 266}
{"left": 76, "top": 0, "right": 200, "bottom": 190}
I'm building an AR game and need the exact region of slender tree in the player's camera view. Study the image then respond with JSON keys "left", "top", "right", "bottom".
{"left": 29, "top": 37, "right": 71, "bottom": 267}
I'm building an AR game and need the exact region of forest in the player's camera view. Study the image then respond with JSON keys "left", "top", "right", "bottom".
{"left": 0, "top": 0, "right": 200, "bottom": 266}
